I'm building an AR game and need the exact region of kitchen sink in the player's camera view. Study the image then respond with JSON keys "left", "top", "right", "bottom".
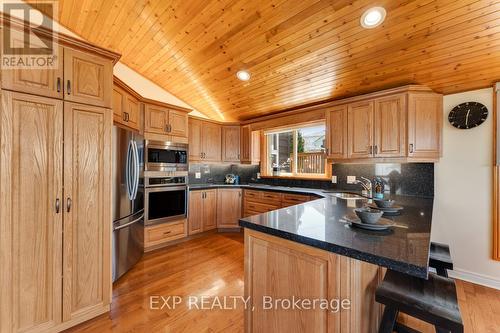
{"left": 331, "top": 192, "right": 366, "bottom": 200}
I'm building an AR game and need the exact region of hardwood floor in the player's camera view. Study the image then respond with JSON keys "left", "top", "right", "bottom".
{"left": 63, "top": 232, "right": 500, "bottom": 333}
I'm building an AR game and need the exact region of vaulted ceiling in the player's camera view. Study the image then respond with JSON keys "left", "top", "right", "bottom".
{"left": 34, "top": 0, "right": 500, "bottom": 121}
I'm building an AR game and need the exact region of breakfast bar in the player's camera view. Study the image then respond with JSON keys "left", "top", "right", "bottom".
{"left": 239, "top": 194, "right": 434, "bottom": 332}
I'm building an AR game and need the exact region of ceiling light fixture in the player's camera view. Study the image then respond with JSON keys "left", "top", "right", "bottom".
{"left": 236, "top": 70, "right": 251, "bottom": 81}
{"left": 360, "top": 7, "right": 386, "bottom": 29}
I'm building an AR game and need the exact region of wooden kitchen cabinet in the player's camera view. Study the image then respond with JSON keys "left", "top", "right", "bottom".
{"left": 0, "top": 91, "right": 64, "bottom": 333}
{"left": 217, "top": 188, "right": 242, "bottom": 228}
{"left": 203, "top": 190, "right": 217, "bottom": 231}
{"left": 328, "top": 86, "right": 442, "bottom": 162}
{"left": 188, "top": 189, "right": 217, "bottom": 235}
{"left": 326, "top": 105, "right": 348, "bottom": 159}
{"left": 189, "top": 118, "right": 203, "bottom": 160}
{"left": 113, "top": 80, "right": 141, "bottom": 131}
{"left": 222, "top": 125, "right": 241, "bottom": 162}
{"left": 144, "top": 220, "right": 187, "bottom": 251}
{"left": 407, "top": 93, "right": 443, "bottom": 159}
{"left": 373, "top": 94, "right": 406, "bottom": 158}
{"left": 144, "top": 102, "right": 189, "bottom": 140}
{"left": 188, "top": 117, "right": 222, "bottom": 162}
{"left": 144, "top": 103, "right": 169, "bottom": 135}
{"left": 240, "top": 125, "right": 261, "bottom": 164}
{"left": 348, "top": 100, "right": 374, "bottom": 159}
{"left": 62, "top": 102, "right": 112, "bottom": 322}
{"left": 64, "top": 48, "right": 113, "bottom": 108}
{"left": 2, "top": 45, "right": 64, "bottom": 99}
{"left": 202, "top": 122, "right": 222, "bottom": 161}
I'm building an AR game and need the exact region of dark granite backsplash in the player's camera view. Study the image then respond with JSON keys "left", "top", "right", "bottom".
{"left": 331, "top": 163, "right": 434, "bottom": 197}
{"left": 188, "top": 162, "right": 434, "bottom": 197}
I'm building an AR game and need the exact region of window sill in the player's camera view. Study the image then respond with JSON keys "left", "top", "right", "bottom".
{"left": 260, "top": 175, "right": 330, "bottom": 181}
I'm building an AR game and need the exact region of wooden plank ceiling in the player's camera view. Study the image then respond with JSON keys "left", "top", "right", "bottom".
{"left": 34, "top": 0, "right": 500, "bottom": 121}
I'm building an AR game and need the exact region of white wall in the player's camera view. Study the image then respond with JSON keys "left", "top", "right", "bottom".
{"left": 433, "top": 87, "right": 500, "bottom": 289}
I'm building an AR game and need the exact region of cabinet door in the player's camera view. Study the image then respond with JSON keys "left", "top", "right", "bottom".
{"left": 222, "top": 126, "right": 241, "bottom": 162}
{"left": 63, "top": 102, "right": 112, "bottom": 321}
{"left": 144, "top": 104, "right": 168, "bottom": 135}
{"left": 2, "top": 45, "right": 64, "bottom": 99}
{"left": 374, "top": 94, "right": 406, "bottom": 157}
{"left": 112, "top": 85, "right": 125, "bottom": 125}
{"left": 407, "top": 93, "right": 443, "bottom": 159}
{"left": 326, "top": 105, "right": 347, "bottom": 159}
{"left": 202, "top": 122, "right": 222, "bottom": 161}
{"left": 188, "top": 191, "right": 203, "bottom": 235}
{"left": 217, "top": 189, "right": 242, "bottom": 228}
{"left": 203, "top": 190, "right": 217, "bottom": 231}
{"left": 240, "top": 125, "right": 251, "bottom": 163}
{"left": 0, "top": 91, "right": 63, "bottom": 333}
{"left": 168, "top": 109, "right": 188, "bottom": 137}
{"left": 348, "top": 101, "right": 374, "bottom": 158}
{"left": 188, "top": 118, "right": 202, "bottom": 161}
{"left": 125, "top": 94, "right": 141, "bottom": 131}
{"left": 64, "top": 48, "right": 113, "bottom": 108}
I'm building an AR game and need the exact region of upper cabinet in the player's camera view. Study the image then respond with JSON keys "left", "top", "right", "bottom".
{"left": 64, "top": 48, "right": 113, "bottom": 108}
{"left": 222, "top": 126, "right": 240, "bottom": 162}
{"left": 113, "top": 79, "right": 141, "bottom": 131}
{"left": 240, "top": 125, "right": 261, "bottom": 164}
{"left": 144, "top": 102, "right": 189, "bottom": 141}
{"left": 188, "top": 117, "right": 222, "bottom": 162}
{"left": 326, "top": 106, "right": 347, "bottom": 159}
{"left": 407, "top": 93, "right": 443, "bottom": 159}
{"left": 326, "top": 86, "right": 442, "bottom": 162}
{"left": 2, "top": 45, "right": 64, "bottom": 99}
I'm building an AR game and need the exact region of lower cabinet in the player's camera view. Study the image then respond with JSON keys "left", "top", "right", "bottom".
{"left": 144, "top": 220, "right": 187, "bottom": 251}
{"left": 217, "top": 188, "right": 242, "bottom": 228}
{"left": 0, "top": 91, "right": 112, "bottom": 333}
{"left": 245, "top": 229, "right": 383, "bottom": 333}
{"left": 188, "top": 189, "right": 217, "bottom": 235}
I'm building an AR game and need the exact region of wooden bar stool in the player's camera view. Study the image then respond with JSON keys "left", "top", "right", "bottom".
{"left": 376, "top": 270, "right": 463, "bottom": 333}
{"left": 429, "top": 242, "right": 454, "bottom": 277}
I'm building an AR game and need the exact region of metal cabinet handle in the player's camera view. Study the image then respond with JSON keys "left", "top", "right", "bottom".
{"left": 168, "top": 124, "right": 172, "bottom": 132}
{"left": 66, "top": 198, "right": 72, "bottom": 213}
{"left": 66, "top": 80, "right": 71, "bottom": 95}
{"left": 55, "top": 198, "right": 60, "bottom": 213}
{"left": 374, "top": 145, "right": 378, "bottom": 155}
{"left": 126, "top": 112, "right": 129, "bottom": 122}
{"left": 369, "top": 145, "right": 373, "bottom": 155}
{"left": 409, "top": 144, "right": 414, "bottom": 153}
{"left": 56, "top": 78, "right": 61, "bottom": 92}
{"left": 123, "top": 112, "right": 127, "bottom": 121}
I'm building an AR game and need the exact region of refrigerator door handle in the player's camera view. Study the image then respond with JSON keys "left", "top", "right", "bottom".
{"left": 131, "top": 140, "right": 140, "bottom": 200}
{"left": 126, "top": 140, "right": 134, "bottom": 200}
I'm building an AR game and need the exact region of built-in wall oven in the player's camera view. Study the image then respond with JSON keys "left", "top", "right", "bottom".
{"left": 144, "top": 174, "right": 187, "bottom": 226}
{"left": 145, "top": 140, "right": 188, "bottom": 172}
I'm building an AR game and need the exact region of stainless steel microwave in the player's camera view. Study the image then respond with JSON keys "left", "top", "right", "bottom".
{"left": 144, "top": 141, "right": 188, "bottom": 172}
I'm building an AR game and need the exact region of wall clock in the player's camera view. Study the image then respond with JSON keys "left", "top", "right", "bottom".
{"left": 448, "top": 102, "right": 488, "bottom": 129}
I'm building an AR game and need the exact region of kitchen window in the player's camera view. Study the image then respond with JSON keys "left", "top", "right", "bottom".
{"left": 264, "top": 123, "right": 327, "bottom": 178}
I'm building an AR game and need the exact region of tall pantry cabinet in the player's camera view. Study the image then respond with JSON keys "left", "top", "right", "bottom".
{"left": 0, "top": 22, "right": 120, "bottom": 333}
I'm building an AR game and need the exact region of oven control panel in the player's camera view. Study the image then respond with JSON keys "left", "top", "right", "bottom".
{"left": 146, "top": 176, "right": 186, "bottom": 187}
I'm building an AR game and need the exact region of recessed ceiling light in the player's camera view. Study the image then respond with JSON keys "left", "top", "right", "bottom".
{"left": 360, "top": 7, "right": 386, "bottom": 29}
{"left": 236, "top": 70, "right": 251, "bottom": 81}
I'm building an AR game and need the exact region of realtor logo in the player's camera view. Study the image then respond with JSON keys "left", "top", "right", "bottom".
{"left": 2, "top": 0, "right": 59, "bottom": 69}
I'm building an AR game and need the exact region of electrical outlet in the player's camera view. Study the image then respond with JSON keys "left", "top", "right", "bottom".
{"left": 347, "top": 175, "right": 356, "bottom": 184}
{"left": 331, "top": 175, "right": 337, "bottom": 184}
{"left": 257, "top": 173, "right": 261, "bottom": 179}
{"left": 195, "top": 172, "right": 201, "bottom": 179}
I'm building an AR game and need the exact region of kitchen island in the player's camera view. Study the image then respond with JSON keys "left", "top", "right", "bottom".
{"left": 239, "top": 193, "right": 433, "bottom": 333}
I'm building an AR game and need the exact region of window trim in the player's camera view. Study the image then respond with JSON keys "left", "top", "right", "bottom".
{"left": 261, "top": 121, "right": 330, "bottom": 179}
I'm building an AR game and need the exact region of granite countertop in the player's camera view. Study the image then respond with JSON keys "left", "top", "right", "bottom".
{"left": 189, "top": 182, "right": 433, "bottom": 279}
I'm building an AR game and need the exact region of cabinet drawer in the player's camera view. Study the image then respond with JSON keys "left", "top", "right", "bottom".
{"left": 261, "top": 191, "right": 282, "bottom": 203}
{"left": 244, "top": 201, "right": 279, "bottom": 213}
{"left": 244, "top": 189, "right": 262, "bottom": 200}
{"left": 282, "top": 193, "right": 310, "bottom": 205}
{"left": 145, "top": 221, "right": 186, "bottom": 245}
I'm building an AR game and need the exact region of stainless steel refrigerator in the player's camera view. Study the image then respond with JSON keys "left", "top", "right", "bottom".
{"left": 112, "top": 126, "right": 144, "bottom": 282}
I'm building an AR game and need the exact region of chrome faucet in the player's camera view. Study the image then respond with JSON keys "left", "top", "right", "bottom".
{"left": 355, "top": 177, "right": 373, "bottom": 198}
